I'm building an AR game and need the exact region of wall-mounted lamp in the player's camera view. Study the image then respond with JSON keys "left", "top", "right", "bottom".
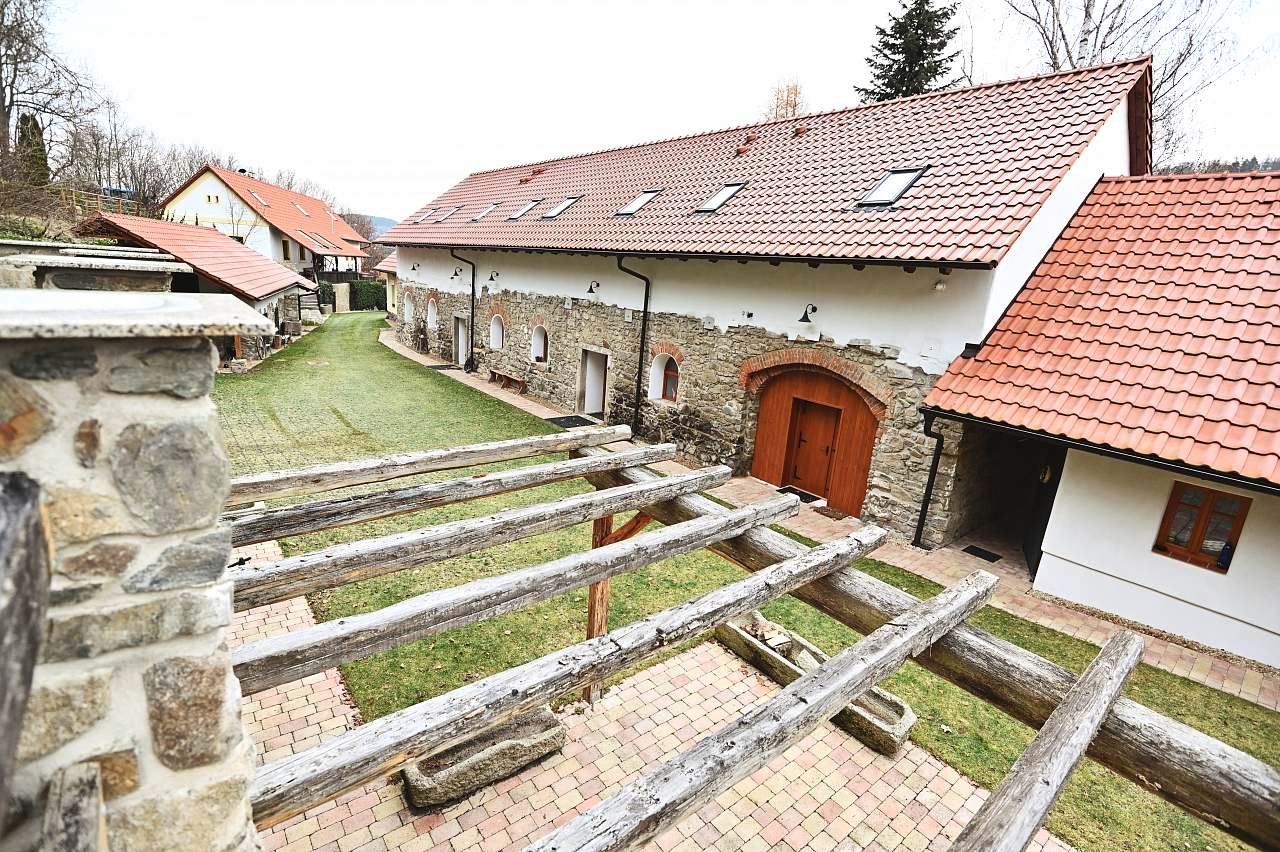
{"left": 798, "top": 303, "right": 818, "bottom": 323}
{"left": 742, "top": 310, "right": 754, "bottom": 319}
{"left": 587, "top": 280, "right": 600, "bottom": 294}
{"left": 489, "top": 271, "right": 500, "bottom": 282}
{"left": 933, "top": 279, "right": 947, "bottom": 292}
{"left": 450, "top": 266, "right": 462, "bottom": 279}
{"left": 410, "top": 263, "right": 419, "bottom": 271}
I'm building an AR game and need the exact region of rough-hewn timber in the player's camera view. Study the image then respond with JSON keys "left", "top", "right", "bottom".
{"left": 582, "top": 451, "right": 1280, "bottom": 849}
{"left": 232, "top": 496, "right": 799, "bottom": 694}
{"left": 530, "top": 571, "right": 997, "bottom": 852}
{"left": 222, "top": 443, "right": 676, "bottom": 546}
{"left": 951, "top": 630, "right": 1146, "bottom": 852}
{"left": 248, "top": 526, "right": 887, "bottom": 828}
{"left": 230, "top": 466, "right": 732, "bottom": 611}
{"left": 225, "top": 424, "right": 631, "bottom": 506}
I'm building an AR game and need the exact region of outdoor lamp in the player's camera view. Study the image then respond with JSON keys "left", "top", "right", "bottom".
{"left": 799, "top": 303, "right": 818, "bottom": 323}
{"left": 489, "top": 271, "right": 500, "bottom": 282}
{"left": 587, "top": 281, "right": 600, "bottom": 294}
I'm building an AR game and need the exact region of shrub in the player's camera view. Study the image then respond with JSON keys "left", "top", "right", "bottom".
{"left": 350, "top": 279, "right": 387, "bottom": 311}
{"left": 317, "top": 281, "right": 335, "bottom": 307}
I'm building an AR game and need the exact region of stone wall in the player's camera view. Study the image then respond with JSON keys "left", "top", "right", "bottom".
{"left": 0, "top": 316, "right": 261, "bottom": 850}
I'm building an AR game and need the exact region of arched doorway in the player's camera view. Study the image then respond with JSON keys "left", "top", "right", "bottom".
{"left": 749, "top": 369, "right": 881, "bottom": 516}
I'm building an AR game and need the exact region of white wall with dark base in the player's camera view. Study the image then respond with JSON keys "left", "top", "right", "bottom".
{"left": 1036, "top": 450, "right": 1280, "bottom": 667}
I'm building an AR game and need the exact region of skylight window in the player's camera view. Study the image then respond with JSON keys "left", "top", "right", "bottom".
{"left": 293, "top": 202, "right": 310, "bottom": 217}
{"left": 307, "top": 231, "right": 336, "bottom": 250}
{"left": 436, "top": 207, "right": 459, "bottom": 222}
{"left": 857, "top": 167, "right": 926, "bottom": 206}
{"left": 249, "top": 189, "right": 270, "bottom": 206}
{"left": 414, "top": 208, "right": 436, "bottom": 224}
{"left": 616, "top": 189, "right": 661, "bottom": 216}
{"left": 695, "top": 182, "right": 745, "bottom": 213}
{"left": 508, "top": 199, "right": 542, "bottom": 220}
{"left": 542, "top": 196, "right": 582, "bottom": 219}
{"left": 471, "top": 202, "right": 498, "bottom": 221}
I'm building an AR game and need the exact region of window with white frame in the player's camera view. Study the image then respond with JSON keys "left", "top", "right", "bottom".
{"left": 647, "top": 354, "right": 679, "bottom": 401}
{"left": 427, "top": 298, "right": 438, "bottom": 328}
{"left": 489, "top": 314, "right": 505, "bottom": 349}
{"left": 530, "top": 325, "right": 549, "bottom": 363}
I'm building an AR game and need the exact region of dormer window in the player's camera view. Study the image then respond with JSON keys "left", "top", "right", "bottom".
{"left": 509, "top": 199, "right": 542, "bottom": 220}
{"left": 856, "top": 167, "right": 926, "bottom": 207}
{"left": 616, "top": 189, "right": 661, "bottom": 216}
{"left": 293, "top": 202, "right": 310, "bottom": 217}
{"left": 695, "top": 182, "right": 745, "bottom": 213}
{"left": 436, "top": 207, "right": 459, "bottom": 222}
{"left": 542, "top": 196, "right": 581, "bottom": 219}
{"left": 472, "top": 202, "right": 498, "bottom": 221}
{"left": 249, "top": 189, "right": 270, "bottom": 206}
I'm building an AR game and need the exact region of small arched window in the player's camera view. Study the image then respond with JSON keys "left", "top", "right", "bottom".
{"left": 403, "top": 298, "right": 414, "bottom": 327}
{"left": 489, "top": 315, "right": 505, "bottom": 349}
{"left": 426, "top": 298, "right": 438, "bottom": 327}
{"left": 648, "top": 354, "right": 679, "bottom": 401}
{"left": 531, "top": 325, "right": 549, "bottom": 363}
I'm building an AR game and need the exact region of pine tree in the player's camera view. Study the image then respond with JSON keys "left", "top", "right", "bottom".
{"left": 855, "top": 0, "right": 959, "bottom": 103}
{"left": 15, "top": 113, "right": 50, "bottom": 186}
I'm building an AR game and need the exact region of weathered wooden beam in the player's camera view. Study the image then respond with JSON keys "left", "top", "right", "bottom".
{"left": 232, "top": 496, "right": 800, "bottom": 694}
{"left": 531, "top": 570, "right": 998, "bottom": 852}
{"left": 231, "top": 465, "right": 732, "bottom": 611}
{"left": 225, "top": 424, "right": 631, "bottom": 506}
{"left": 222, "top": 444, "right": 676, "bottom": 546}
{"left": 952, "top": 629, "right": 1145, "bottom": 852}
{"left": 0, "top": 473, "right": 49, "bottom": 831}
{"left": 41, "top": 763, "right": 107, "bottom": 852}
{"left": 599, "top": 512, "right": 653, "bottom": 547}
{"left": 249, "top": 525, "right": 887, "bottom": 828}
{"left": 582, "top": 453, "right": 1280, "bottom": 849}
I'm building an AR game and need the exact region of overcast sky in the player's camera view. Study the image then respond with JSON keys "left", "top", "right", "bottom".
{"left": 49, "top": 0, "right": 1279, "bottom": 218}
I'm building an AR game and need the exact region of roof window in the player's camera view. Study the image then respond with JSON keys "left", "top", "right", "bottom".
{"left": 695, "top": 182, "right": 745, "bottom": 213}
{"left": 471, "top": 202, "right": 498, "bottom": 221}
{"left": 857, "top": 167, "right": 926, "bottom": 206}
{"left": 307, "top": 231, "right": 336, "bottom": 250}
{"left": 509, "top": 199, "right": 542, "bottom": 220}
{"left": 249, "top": 189, "right": 270, "bottom": 206}
{"left": 542, "top": 196, "right": 581, "bottom": 219}
{"left": 293, "top": 202, "right": 309, "bottom": 217}
{"left": 436, "top": 207, "right": 459, "bottom": 222}
{"left": 414, "top": 208, "right": 436, "bottom": 224}
{"left": 616, "top": 189, "right": 661, "bottom": 216}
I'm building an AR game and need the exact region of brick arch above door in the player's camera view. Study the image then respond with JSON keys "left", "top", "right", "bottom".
{"left": 739, "top": 348, "right": 893, "bottom": 421}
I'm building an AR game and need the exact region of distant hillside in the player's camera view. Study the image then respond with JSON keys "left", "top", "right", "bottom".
{"left": 362, "top": 215, "right": 397, "bottom": 237}
{"left": 1158, "top": 156, "right": 1280, "bottom": 174}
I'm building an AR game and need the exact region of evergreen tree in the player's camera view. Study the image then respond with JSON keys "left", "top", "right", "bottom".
{"left": 15, "top": 113, "right": 50, "bottom": 186}
{"left": 856, "top": 0, "right": 959, "bottom": 103}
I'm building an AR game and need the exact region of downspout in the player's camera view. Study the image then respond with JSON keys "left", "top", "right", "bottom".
{"left": 912, "top": 409, "right": 945, "bottom": 549}
{"left": 450, "top": 248, "right": 477, "bottom": 372}
{"left": 615, "top": 257, "right": 652, "bottom": 434}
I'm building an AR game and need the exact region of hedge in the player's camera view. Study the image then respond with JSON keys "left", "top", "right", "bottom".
{"left": 350, "top": 279, "right": 387, "bottom": 311}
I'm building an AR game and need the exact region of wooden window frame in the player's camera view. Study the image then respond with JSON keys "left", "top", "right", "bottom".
{"left": 1152, "top": 481, "right": 1251, "bottom": 573}
{"left": 661, "top": 359, "right": 679, "bottom": 402}
{"left": 281, "top": 238, "right": 291, "bottom": 261}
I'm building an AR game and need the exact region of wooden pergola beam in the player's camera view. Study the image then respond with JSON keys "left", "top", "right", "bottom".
{"left": 531, "top": 570, "right": 998, "bottom": 852}
{"left": 231, "top": 465, "right": 733, "bottom": 611}
{"left": 952, "top": 630, "right": 1145, "bottom": 852}
{"left": 232, "top": 495, "right": 799, "bottom": 694}
{"left": 248, "top": 526, "right": 887, "bottom": 828}
{"left": 225, "top": 424, "right": 631, "bottom": 506}
{"left": 581, "top": 452, "right": 1280, "bottom": 849}
{"left": 222, "top": 443, "right": 677, "bottom": 546}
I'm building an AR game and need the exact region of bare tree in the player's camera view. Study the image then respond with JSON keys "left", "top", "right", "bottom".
{"left": 1003, "top": 0, "right": 1237, "bottom": 164}
{"left": 764, "top": 81, "right": 806, "bottom": 120}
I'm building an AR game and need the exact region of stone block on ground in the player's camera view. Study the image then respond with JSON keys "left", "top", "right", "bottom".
{"left": 401, "top": 706, "right": 566, "bottom": 808}
{"left": 715, "top": 611, "right": 916, "bottom": 755}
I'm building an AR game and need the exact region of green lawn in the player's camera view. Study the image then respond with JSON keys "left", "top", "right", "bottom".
{"left": 216, "top": 312, "right": 1278, "bottom": 852}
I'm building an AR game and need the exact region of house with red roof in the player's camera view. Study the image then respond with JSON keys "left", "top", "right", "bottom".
{"left": 923, "top": 173, "right": 1280, "bottom": 665}
{"left": 379, "top": 58, "right": 1154, "bottom": 553}
{"left": 161, "top": 165, "right": 369, "bottom": 280}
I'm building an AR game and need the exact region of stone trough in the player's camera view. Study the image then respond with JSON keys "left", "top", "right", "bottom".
{"left": 715, "top": 611, "right": 916, "bottom": 756}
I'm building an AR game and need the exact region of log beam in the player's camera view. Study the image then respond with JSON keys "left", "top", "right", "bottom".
{"left": 248, "top": 525, "right": 887, "bottom": 828}
{"left": 581, "top": 452, "right": 1280, "bottom": 849}
{"left": 231, "top": 465, "right": 732, "bottom": 611}
{"left": 952, "top": 630, "right": 1145, "bottom": 852}
{"left": 531, "top": 570, "right": 998, "bottom": 852}
{"left": 232, "top": 496, "right": 799, "bottom": 694}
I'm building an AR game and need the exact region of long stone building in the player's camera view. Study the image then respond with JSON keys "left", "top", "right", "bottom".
{"left": 379, "top": 58, "right": 1153, "bottom": 548}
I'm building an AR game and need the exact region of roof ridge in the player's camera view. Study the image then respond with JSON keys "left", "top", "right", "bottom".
{"left": 464, "top": 56, "right": 1153, "bottom": 180}
{"left": 1101, "top": 171, "right": 1280, "bottom": 182}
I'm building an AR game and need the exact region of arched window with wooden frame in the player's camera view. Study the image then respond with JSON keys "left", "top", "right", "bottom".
{"left": 489, "top": 314, "right": 505, "bottom": 350}
{"left": 530, "top": 325, "right": 549, "bottom": 363}
{"left": 647, "top": 353, "right": 679, "bottom": 402}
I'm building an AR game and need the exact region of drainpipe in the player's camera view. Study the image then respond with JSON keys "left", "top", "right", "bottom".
{"left": 912, "top": 410, "right": 945, "bottom": 549}
{"left": 615, "top": 257, "right": 652, "bottom": 435}
{"left": 450, "top": 248, "right": 477, "bottom": 372}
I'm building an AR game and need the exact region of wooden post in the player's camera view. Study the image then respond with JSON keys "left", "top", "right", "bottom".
{"left": 584, "top": 516, "right": 614, "bottom": 702}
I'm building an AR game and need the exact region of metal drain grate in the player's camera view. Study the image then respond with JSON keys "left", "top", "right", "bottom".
{"left": 962, "top": 545, "right": 1003, "bottom": 563}
{"left": 776, "top": 485, "right": 821, "bottom": 504}
{"left": 544, "top": 414, "right": 597, "bottom": 428}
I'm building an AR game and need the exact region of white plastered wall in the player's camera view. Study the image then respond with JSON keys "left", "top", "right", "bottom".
{"left": 164, "top": 171, "right": 272, "bottom": 258}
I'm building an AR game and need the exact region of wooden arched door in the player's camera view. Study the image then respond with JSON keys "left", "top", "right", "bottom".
{"left": 750, "top": 370, "right": 879, "bottom": 515}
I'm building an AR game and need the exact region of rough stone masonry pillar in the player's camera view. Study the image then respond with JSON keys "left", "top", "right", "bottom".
{"left": 0, "top": 290, "right": 272, "bottom": 852}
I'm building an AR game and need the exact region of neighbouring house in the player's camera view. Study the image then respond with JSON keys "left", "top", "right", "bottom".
{"left": 379, "top": 58, "right": 1153, "bottom": 545}
{"left": 374, "top": 250, "right": 399, "bottom": 314}
{"left": 923, "top": 173, "right": 1280, "bottom": 666}
{"left": 162, "top": 164, "right": 369, "bottom": 281}
{"left": 74, "top": 211, "right": 318, "bottom": 362}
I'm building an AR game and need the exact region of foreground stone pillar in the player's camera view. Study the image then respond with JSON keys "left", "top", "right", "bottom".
{"left": 0, "top": 290, "right": 271, "bottom": 852}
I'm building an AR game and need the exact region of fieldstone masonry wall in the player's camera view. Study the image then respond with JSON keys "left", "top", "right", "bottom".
{"left": 0, "top": 329, "right": 259, "bottom": 850}
{"left": 396, "top": 282, "right": 971, "bottom": 545}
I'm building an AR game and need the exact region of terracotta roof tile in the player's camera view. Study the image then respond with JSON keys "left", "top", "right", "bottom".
{"left": 76, "top": 212, "right": 316, "bottom": 302}
{"left": 373, "top": 250, "right": 397, "bottom": 274}
{"left": 382, "top": 59, "right": 1150, "bottom": 265}
{"left": 926, "top": 172, "right": 1280, "bottom": 486}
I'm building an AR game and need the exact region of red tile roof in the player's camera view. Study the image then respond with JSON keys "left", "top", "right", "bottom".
{"left": 373, "top": 250, "right": 397, "bottom": 274}
{"left": 76, "top": 212, "right": 317, "bottom": 302}
{"left": 382, "top": 59, "right": 1151, "bottom": 266}
{"left": 925, "top": 172, "right": 1280, "bottom": 487}
{"left": 163, "top": 166, "right": 368, "bottom": 258}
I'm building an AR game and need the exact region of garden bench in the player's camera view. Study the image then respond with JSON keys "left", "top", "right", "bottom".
{"left": 488, "top": 369, "right": 527, "bottom": 394}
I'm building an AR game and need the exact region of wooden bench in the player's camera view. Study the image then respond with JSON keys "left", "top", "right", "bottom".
{"left": 488, "top": 369, "right": 528, "bottom": 394}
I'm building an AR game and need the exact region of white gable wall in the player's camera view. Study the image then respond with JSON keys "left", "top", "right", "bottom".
{"left": 1036, "top": 450, "right": 1280, "bottom": 667}
{"left": 164, "top": 172, "right": 273, "bottom": 258}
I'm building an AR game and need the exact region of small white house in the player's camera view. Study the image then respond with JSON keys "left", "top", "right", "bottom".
{"left": 925, "top": 172, "right": 1280, "bottom": 666}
